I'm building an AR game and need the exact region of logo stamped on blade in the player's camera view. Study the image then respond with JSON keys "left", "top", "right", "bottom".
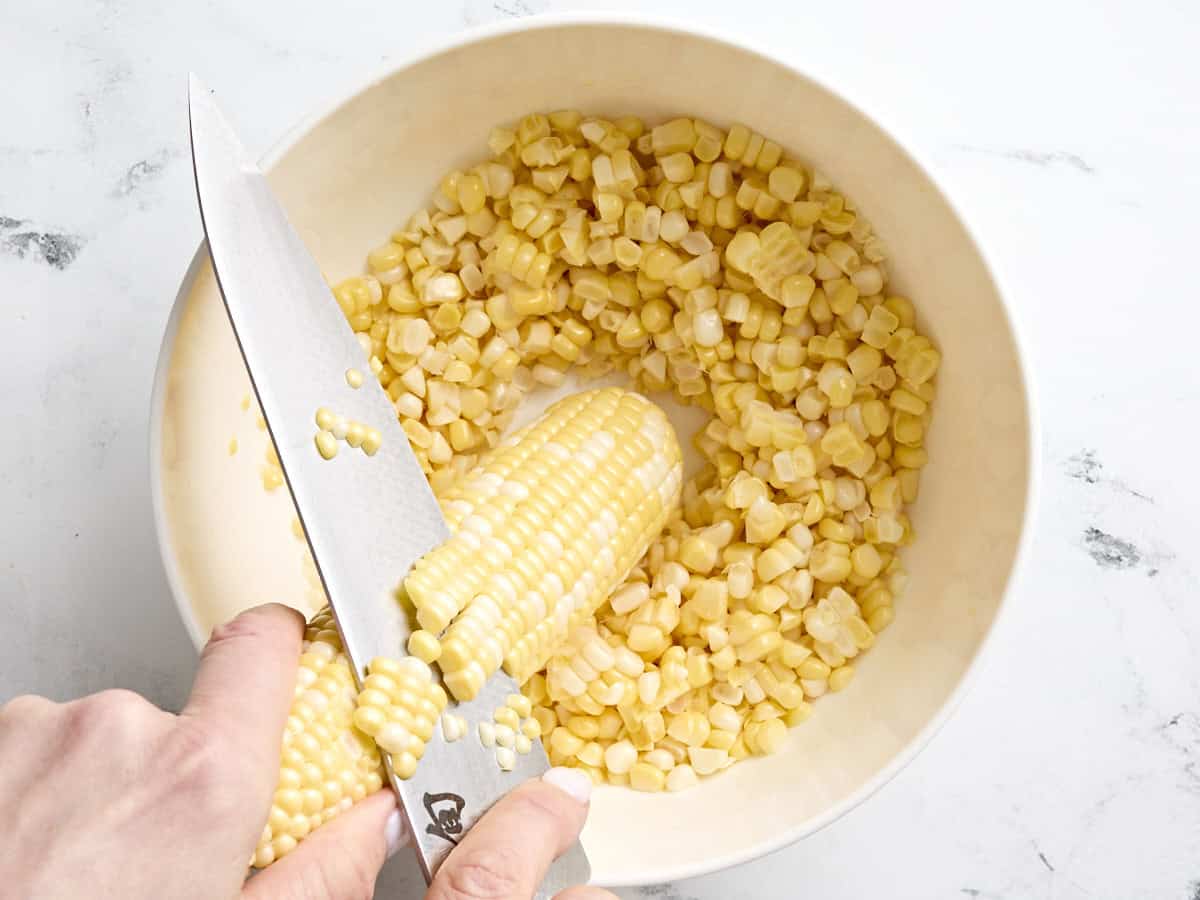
{"left": 424, "top": 792, "right": 465, "bottom": 845}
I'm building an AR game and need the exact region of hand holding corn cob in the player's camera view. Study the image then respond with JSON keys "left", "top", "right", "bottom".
{"left": 0, "top": 603, "right": 614, "bottom": 900}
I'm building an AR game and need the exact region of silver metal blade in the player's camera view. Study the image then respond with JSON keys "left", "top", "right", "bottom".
{"left": 188, "top": 75, "right": 589, "bottom": 893}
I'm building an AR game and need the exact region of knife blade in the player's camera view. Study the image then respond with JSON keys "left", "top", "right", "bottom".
{"left": 187, "top": 75, "right": 590, "bottom": 893}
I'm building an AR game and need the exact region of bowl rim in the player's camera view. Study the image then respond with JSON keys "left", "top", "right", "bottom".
{"left": 149, "top": 11, "right": 1041, "bottom": 886}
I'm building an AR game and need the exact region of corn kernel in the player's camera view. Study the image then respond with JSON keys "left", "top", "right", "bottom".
{"left": 629, "top": 761, "right": 667, "bottom": 792}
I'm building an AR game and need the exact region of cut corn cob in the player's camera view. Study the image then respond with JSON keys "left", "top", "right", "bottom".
{"left": 405, "top": 388, "right": 683, "bottom": 701}
{"left": 253, "top": 609, "right": 384, "bottom": 868}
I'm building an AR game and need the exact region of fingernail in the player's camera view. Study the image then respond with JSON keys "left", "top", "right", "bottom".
{"left": 384, "top": 809, "right": 409, "bottom": 858}
{"left": 542, "top": 766, "right": 592, "bottom": 805}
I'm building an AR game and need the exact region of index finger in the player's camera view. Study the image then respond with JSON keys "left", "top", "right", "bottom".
{"left": 182, "top": 603, "right": 304, "bottom": 765}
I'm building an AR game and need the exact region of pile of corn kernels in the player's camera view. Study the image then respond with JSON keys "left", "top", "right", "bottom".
{"left": 326, "top": 111, "right": 938, "bottom": 793}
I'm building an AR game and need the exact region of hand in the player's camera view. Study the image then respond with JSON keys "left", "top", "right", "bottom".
{"left": 0, "top": 603, "right": 618, "bottom": 899}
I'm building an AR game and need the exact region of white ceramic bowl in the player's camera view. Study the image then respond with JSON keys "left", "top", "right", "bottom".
{"left": 151, "top": 15, "right": 1036, "bottom": 887}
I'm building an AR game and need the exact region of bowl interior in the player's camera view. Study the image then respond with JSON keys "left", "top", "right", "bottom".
{"left": 155, "top": 20, "right": 1031, "bottom": 886}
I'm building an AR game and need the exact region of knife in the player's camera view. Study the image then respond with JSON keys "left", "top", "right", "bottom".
{"left": 187, "top": 75, "right": 591, "bottom": 894}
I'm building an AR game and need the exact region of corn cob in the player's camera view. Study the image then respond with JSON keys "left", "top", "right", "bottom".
{"left": 404, "top": 387, "right": 683, "bottom": 701}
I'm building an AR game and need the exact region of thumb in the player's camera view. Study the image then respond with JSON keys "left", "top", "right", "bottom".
{"left": 242, "top": 788, "right": 408, "bottom": 900}
{"left": 428, "top": 767, "right": 612, "bottom": 900}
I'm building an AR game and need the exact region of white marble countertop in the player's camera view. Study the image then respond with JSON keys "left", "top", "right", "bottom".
{"left": 2, "top": 0, "right": 1197, "bottom": 897}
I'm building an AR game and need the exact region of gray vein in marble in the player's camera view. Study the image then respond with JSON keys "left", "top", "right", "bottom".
{"left": 1081, "top": 527, "right": 1141, "bottom": 569}
{"left": 88, "top": 417, "right": 121, "bottom": 469}
{"left": 0, "top": 146, "right": 56, "bottom": 159}
{"left": 1188, "top": 879, "right": 1200, "bottom": 900}
{"left": 1065, "top": 449, "right": 1151, "bottom": 502}
{"left": 1158, "top": 712, "right": 1200, "bottom": 791}
{"left": 953, "top": 144, "right": 1095, "bottom": 173}
{"left": 1080, "top": 526, "right": 1174, "bottom": 577}
{"left": 112, "top": 148, "right": 179, "bottom": 197}
{"left": 77, "top": 60, "right": 132, "bottom": 150}
{"left": 1117, "top": 645, "right": 1152, "bottom": 719}
{"left": 636, "top": 885, "right": 690, "bottom": 900}
{"left": 461, "top": 0, "right": 548, "bottom": 27}
{"left": 0, "top": 217, "right": 85, "bottom": 270}
{"left": 492, "top": 0, "right": 547, "bottom": 17}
